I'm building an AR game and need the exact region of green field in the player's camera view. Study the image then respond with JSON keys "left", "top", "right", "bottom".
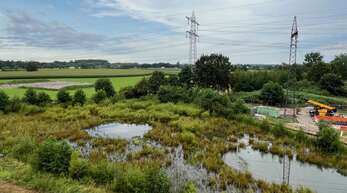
{"left": 0, "top": 68, "right": 180, "bottom": 98}
{"left": 0, "top": 68, "right": 179, "bottom": 79}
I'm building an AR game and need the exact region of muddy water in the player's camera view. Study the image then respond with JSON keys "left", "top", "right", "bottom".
{"left": 223, "top": 146, "right": 347, "bottom": 193}
{"left": 86, "top": 123, "right": 152, "bottom": 139}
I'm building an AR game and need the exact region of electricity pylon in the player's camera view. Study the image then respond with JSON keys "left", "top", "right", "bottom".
{"left": 186, "top": 11, "right": 199, "bottom": 65}
{"left": 284, "top": 16, "right": 299, "bottom": 117}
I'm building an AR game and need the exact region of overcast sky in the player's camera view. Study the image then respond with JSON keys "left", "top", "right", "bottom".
{"left": 0, "top": 0, "right": 346, "bottom": 64}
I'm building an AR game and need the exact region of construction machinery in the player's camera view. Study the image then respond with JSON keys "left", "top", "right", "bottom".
{"left": 307, "top": 100, "right": 337, "bottom": 117}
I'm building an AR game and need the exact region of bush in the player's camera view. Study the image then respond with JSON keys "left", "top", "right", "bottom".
{"left": 230, "top": 99, "right": 249, "bottom": 114}
{"left": 316, "top": 126, "right": 341, "bottom": 153}
{"left": 37, "top": 92, "right": 52, "bottom": 106}
{"left": 145, "top": 167, "right": 171, "bottom": 193}
{"left": 0, "top": 91, "right": 10, "bottom": 111}
{"left": 112, "top": 167, "right": 146, "bottom": 193}
{"left": 180, "top": 181, "right": 197, "bottom": 193}
{"left": 319, "top": 73, "right": 346, "bottom": 96}
{"left": 90, "top": 161, "right": 115, "bottom": 185}
{"left": 5, "top": 97, "right": 22, "bottom": 113}
{"left": 68, "top": 152, "right": 89, "bottom": 180}
{"left": 23, "top": 88, "right": 38, "bottom": 105}
{"left": 11, "top": 137, "right": 37, "bottom": 162}
{"left": 73, "top": 89, "right": 86, "bottom": 105}
{"left": 57, "top": 89, "right": 72, "bottom": 104}
{"left": 148, "top": 71, "right": 167, "bottom": 94}
{"left": 271, "top": 123, "right": 288, "bottom": 137}
{"left": 194, "top": 88, "right": 231, "bottom": 117}
{"left": 95, "top": 79, "right": 115, "bottom": 97}
{"left": 32, "top": 140, "right": 72, "bottom": 174}
{"left": 260, "top": 81, "right": 285, "bottom": 106}
{"left": 92, "top": 90, "right": 107, "bottom": 104}
{"left": 158, "top": 85, "right": 189, "bottom": 103}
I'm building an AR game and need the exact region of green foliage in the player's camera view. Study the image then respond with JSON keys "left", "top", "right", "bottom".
{"left": 33, "top": 140, "right": 72, "bottom": 174}
{"left": 167, "top": 74, "right": 180, "bottom": 86}
{"left": 73, "top": 89, "right": 87, "bottom": 105}
{"left": 148, "top": 71, "right": 167, "bottom": 94}
{"left": 180, "top": 182, "right": 197, "bottom": 193}
{"left": 23, "top": 88, "right": 38, "bottom": 105}
{"left": 194, "top": 88, "right": 231, "bottom": 117}
{"left": 194, "top": 54, "right": 233, "bottom": 90}
{"left": 37, "top": 92, "right": 52, "bottom": 106}
{"left": 5, "top": 96, "right": 22, "bottom": 112}
{"left": 11, "top": 137, "right": 37, "bottom": 162}
{"left": 316, "top": 126, "right": 341, "bottom": 153}
{"left": 0, "top": 90, "right": 9, "bottom": 111}
{"left": 230, "top": 99, "right": 250, "bottom": 114}
{"left": 68, "top": 152, "right": 89, "bottom": 180}
{"left": 57, "top": 89, "right": 72, "bottom": 104}
{"left": 158, "top": 85, "right": 189, "bottom": 103}
{"left": 319, "top": 73, "right": 345, "bottom": 96}
{"left": 303, "top": 52, "right": 324, "bottom": 69}
{"left": 260, "top": 81, "right": 285, "bottom": 105}
{"left": 178, "top": 65, "right": 193, "bottom": 87}
{"left": 95, "top": 78, "right": 116, "bottom": 97}
{"left": 92, "top": 90, "right": 107, "bottom": 104}
{"left": 331, "top": 54, "right": 347, "bottom": 80}
{"left": 25, "top": 62, "right": 39, "bottom": 71}
{"left": 271, "top": 123, "right": 289, "bottom": 137}
{"left": 112, "top": 167, "right": 146, "bottom": 193}
{"left": 144, "top": 167, "right": 171, "bottom": 193}
{"left": 120, "top": 78, "right": 150, "bottom": 99}
{"left": 90, "top": 161, "right": 115, "bottom": 185}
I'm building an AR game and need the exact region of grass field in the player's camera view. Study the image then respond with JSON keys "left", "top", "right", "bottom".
{"left": 0, "top": 68, "right": 178, "bottom": 98}
{"left": 0, "top": 68, "right": 179, "bottom": 79}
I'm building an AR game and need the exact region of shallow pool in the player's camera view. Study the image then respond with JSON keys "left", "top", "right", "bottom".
{"left": 86, "top": 123, "right": 152, "bottom": 139}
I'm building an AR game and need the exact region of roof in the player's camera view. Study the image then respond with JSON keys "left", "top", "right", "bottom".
{"left": 316, "top": 116, "right": 347, "bottom": 123}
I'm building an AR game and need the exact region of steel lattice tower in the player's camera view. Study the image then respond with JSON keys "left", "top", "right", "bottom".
{"left": 186, "top": 11, "right": 199, "bottom": 65}
{"left": 284, "top": 16, "right": 299, "bottom": 117}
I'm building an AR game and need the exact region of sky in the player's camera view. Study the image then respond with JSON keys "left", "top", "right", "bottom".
{"left": 0, "top": 0, "right": 346, "bottom": 64}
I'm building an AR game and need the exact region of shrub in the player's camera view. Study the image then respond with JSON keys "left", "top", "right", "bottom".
{"left": 180, "top": 181, "right": 197, "bottom": 193}
{"left": 319, "top": 73, "right": 346, "bottom": 96}
{"left": 167, "top": 74, "right": 180, "bottom": 86}
{"left": 145, "top": 167, "right": 171, "bottom": 193}
{"left": 92, "top": 90, "right": 107, "bottom": 104}
{"left": 95, "top": 79, "right": 115, "bottom": 97}
{"left": 37, "top": 92, "right": 52, "bottom": 106}
{"left": 0, "top": 91, "right": 10, "bottom": 111}
{"left": 68, "top": 152, "right": 89, "bottom": 180}
{"left": 194, "top": 88, "right": 231, "bottom": 117}
{"left": 260, "top": 81, "right": 285, "bottom": 105}
{"left": 11, "top": 137, "right": 37, "bottom": 162}
{"left": 73, "top": 89, "right": 86, "bottom": 105}
{"left": 57, "top": 89, "right": 72, "bottom": 104}
{"left": 316, "top": 126, "right": 341, "bottom": 153}
{"left": 90, "top": 161, "right": 115, "bottom": 185}
{"left": 112, "top": 167, "right": 146, "bottom": 193}
{"left": 230, "top": 99, "right": 249, "bottom": 114}
{"left": 32, "top": 140, "right": 72, "bottom": 174}
{"left": 158, "top": 85, "right": 189, "bottom": 103}
{"left": 23, "top": 88, "right": 38, "bottom": 105}
{"left": 271, "top": 123, "right": 288, "bottom": 137}
{"left": 148, "top": 71, "right": 167, "bottom": 94}
{"left": 5, "top": 97, "right": 22, "bottom": 112}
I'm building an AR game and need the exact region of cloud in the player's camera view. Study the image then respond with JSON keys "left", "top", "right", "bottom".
{"left": 2, "top": 11, "right": 106, "bottom": 50}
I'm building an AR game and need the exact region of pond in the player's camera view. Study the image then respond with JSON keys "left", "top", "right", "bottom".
{"left": 223, "top": 146, "right": 347, "bottom": 193}
{"left": 86, "top": 122, "right": 152, "bottom": 139}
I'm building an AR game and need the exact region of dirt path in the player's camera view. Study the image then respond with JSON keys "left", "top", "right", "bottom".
{"left": 0, "top": 182, "right": 38, "bottom": 193}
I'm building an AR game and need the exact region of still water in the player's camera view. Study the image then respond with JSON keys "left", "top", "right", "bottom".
{"left": 224, "top": 146, "right": 347, "bottom": 193}
{"left": 86, "top": 122, "right": 152, "bottom": 139}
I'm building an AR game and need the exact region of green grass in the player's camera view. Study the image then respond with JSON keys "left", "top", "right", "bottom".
{"left": 1, "top": 76, "right": 146, "bottom": 98}
{"left": 0, "top": 68, "right": 179, "bottom": 79}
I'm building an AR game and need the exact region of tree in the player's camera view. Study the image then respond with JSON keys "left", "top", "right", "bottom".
{"left": 95, "top": 79, "right": 115, "bottom": 97}
{"left": 260, "top": 81, "right": 285, "bottom": 105}
{"left": 167, "top": 74, "right": 180, "bottom": 86}
{"left": 148, "top": 71, "right": 167, "bottom": 94}
{"left": 158, "top": 86, "right": 189, "bottom": 103}
{"left": 23, "top": 88, "right": 38, "bottom": 105}
{"left": 316, "top": 126, "right": 341, "bottom": 153}
{"left": 92, "top": 90, "right": 107, "bottom": 104}
{"left": 37, "top": 92, "right": 52, "bottom": 106}
{"left": 25, "top": 62, "right": 39, "bottom": 71}
{"left": 194, "top": 54, "right": 233, "bottom": 90}
{"left": 73, "top": 89, "right": 86, "bottom": 105}
{"left": 303, "top": 52, "right": 324, "bottom": 69}
{"left": 331, "top": 54, "right": 347, "bottom": 80}
{"left": 195, "top": 88, "right": 231, "bottom": 117}
{"left": 319, "top": 73, "right": 345, "bottom": 96}
{"left": 0, "top": 91, "right": 9, "bottom": 111}
{"left": 307, "top": 62, "right": 331, "bottom": 82}
{"left": 178, "top": 65, "right": 193, "bottom": 87}
{"left": 57, "top": 89, "right": 72, "bottom": 104}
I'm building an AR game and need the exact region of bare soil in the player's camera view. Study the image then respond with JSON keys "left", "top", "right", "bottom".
{"left": 0, "top": 182, "right": 38, "bottom": 193}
